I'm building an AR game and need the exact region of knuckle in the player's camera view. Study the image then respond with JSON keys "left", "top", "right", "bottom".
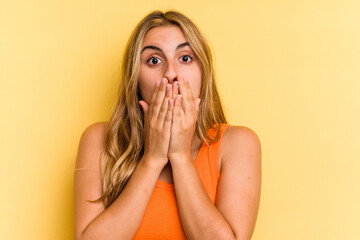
{"left": 154, "top": 98, "right": 162, "bottom": 106}
{"left": 165, "top": 115, "right": 170, "bottom": 122}
{"left": 161, "top": 104, "right": 168, "bottom": 112}
{"left": 167, "top": 104, "right": 173, "bottom": 111}
{"left": 159, "top": 85, "right": 166, "bottom": 92}
{"left": 156, "top": 125, "right": 164, "bottom": 133}
{"left": 149, "top": 120, "right": 156, "bottom": 129}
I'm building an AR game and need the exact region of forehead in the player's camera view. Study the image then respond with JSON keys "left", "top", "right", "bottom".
{"left": 142, "top": 25, "right": 187, "bottom": 47}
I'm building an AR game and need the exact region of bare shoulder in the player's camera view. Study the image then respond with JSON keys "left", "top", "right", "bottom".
{"left": 74, "top": 121, "right": 108, "bottom": 238}
{"left": 216, "top": 125, "right": 262, "bottom": 239}
{"left": 75, "top": 121, "right": 108, "bottom": 170}
{"left": 220, "top": 125, "right": 262, "bottom": 170}
{"left": 223, "top": 125, "right": 261, "bottom": 146}
{"left": 81, "top": 121, "right": 108, "bottom": 141}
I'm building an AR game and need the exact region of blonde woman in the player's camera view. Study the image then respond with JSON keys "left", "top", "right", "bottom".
{"left": 73, "top": 10, "right": 262, "bottom": 240}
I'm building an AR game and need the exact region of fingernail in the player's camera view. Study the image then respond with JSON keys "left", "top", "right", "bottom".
{"left": 156, "top": 80, "right": 161, "bottom": 87}
{"left": 162, "top": 78, "right": 167, "bottom": 85}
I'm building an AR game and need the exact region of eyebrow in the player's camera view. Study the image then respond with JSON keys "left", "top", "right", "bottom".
{"left": 141, "top": 42, "right": 190, "bottom": 54}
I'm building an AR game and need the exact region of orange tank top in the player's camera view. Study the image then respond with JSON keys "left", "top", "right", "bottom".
{"left": 133, "top": 123, "right": 230, "bottom": 240}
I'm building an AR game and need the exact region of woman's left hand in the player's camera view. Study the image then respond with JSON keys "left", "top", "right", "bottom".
{"left": 167, "top": 75, "right": 201, "bottom": 165}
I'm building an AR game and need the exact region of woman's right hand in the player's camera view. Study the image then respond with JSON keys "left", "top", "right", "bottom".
{"left": 139, "top": 78, "right": 174, "bottom": 168}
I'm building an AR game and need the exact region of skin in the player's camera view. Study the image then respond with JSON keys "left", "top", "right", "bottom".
{"left": 138, "top": 25, "right": 202, "bottom": 107}
{"left": 136, "top": 25, "right": 261, "bottom": 239}
{"left": 138, "top": 25, "right": 202, "bottom": 166}
{"left": 73, "top": 24, "right": 261, "bottom": 240}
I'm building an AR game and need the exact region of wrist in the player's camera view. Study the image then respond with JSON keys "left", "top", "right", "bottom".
{"left": 141, "top": 155, "right": 167, "bottom": 171}
{"left": 168, "top": 152, "right": 192, "bottom": 166}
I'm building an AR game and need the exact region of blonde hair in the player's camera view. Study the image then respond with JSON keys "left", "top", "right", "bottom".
{"left": 89, "top": 10, "right": 227, "bottom": 209}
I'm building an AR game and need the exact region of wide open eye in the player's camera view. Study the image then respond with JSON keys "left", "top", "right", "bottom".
{"left": 147, "top": 57, "right": 162, "bottom": 65}
{"left": 180, "top": 55, "right": 193, "bottom": 63}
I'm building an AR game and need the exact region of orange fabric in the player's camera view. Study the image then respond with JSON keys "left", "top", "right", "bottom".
{"left": 133, "top": 123, "right": 230, "bottom": 240}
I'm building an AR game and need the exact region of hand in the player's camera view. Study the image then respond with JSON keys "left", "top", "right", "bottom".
{"left": 139, "top": 78, "right": 174, "bottom": 168}
{"left": 167, "top": 76, "right": 201, "bottom": 164}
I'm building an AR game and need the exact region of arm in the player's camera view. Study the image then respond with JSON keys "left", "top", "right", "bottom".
{"left": 215, "top": 126, "right": 262, "bottom": 240}
{"left": 171, "top": 126, "right": 262, "bottom": 240}
{"left": 74, "top": 79, "right": 173, "bottom": 239}
{"left": 171, "top": 160, "right": 236, "bottom": 240}
{"left": 73, "top": 122, "right": 164, "bottom": 240}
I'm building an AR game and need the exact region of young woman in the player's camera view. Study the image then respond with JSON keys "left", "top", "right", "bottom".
{"left": 73, "top": 10, "right": 261, "bottom": 240}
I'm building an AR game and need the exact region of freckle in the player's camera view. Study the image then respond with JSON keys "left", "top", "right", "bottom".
{"left": 248, "top": 177, "right": 250, "bottom": 179}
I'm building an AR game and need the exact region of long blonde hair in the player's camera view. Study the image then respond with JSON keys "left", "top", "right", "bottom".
{"left": 90, "top": 10, "right": 227, "bottom": 209}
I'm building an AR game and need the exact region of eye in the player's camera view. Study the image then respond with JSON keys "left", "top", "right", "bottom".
{"left": 147, "top": 57, "right": 162, "bottom": 65}
{"left": 180, "top": 55, "right": 193, "bottom": 63}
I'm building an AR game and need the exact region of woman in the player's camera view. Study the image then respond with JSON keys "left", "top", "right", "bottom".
{"left": 73, "top": 10, "right": 261, "bottom": 240}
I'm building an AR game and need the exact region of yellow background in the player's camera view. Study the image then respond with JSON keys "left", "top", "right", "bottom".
{"left": 1, "top": 0, "right": 359, "bottom": 239}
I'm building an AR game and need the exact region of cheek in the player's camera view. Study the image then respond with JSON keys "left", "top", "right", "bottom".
{"left": 189, "top": 66, "right": 202, "bottom": 98}
{"left": 138, "top": 70, "right": 158, "bottom": 103}
{"left": 138, "top": 75, "right": 149, "bottom": 101}
{"left": 138, "top": 81, "right": 152, "bottom": 103}
{"left": 188, "top": 75, "right": 202, "bottom": 98}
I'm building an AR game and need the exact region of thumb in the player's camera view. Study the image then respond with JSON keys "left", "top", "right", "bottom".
{"left": 195, "top": 98, "right": 201, "bottom": 113}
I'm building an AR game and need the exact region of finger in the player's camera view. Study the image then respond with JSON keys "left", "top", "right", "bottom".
{"left": 173, "top": 94, "right": 183, "bottom": 125}
{"left": 178, "top": 76, "right": 195, "bottom": 114}
{"left": 185, "top": 79, "right": 198, "bottom": 116}
{"left": 151, "top": 78, "right": 168, "bottom": 118}
{"left": 163, "top": 98, "right": 174, "bottom": 129}
{"left": 158, "top": 83, "right": 172, "bottom": 126}
{"left": 173, "top": 81, "right": 179, "bottom": 101}
{"left": 148, "top": 79, "right": 161, "bottom": 115}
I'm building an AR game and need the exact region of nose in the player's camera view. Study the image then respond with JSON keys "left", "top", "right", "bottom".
{"left": 164, "top": 60, "right": 178, "bottom": 84}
